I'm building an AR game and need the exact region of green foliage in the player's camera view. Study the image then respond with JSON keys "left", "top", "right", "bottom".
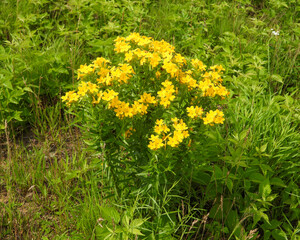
{"left": 95, "top": 206, "right": 146, "bottom": 239}
{"left": 1, "top": 0, "right": 299, "bottom": 239}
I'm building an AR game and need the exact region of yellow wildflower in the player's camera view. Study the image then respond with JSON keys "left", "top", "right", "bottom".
{"left": 114, "top": 41, "right": 131, "bottom": 53}
{"left": 139, "top": 92, "right": 157, "bottom": 104}
{"left": 148, "top": 134, "right": 164, "bottom": 150}
{"left": 102, "top": 89, "right": 119, "bottom": 102}
{"left": 77, "top": 64, "right": 94, "bottom": 79}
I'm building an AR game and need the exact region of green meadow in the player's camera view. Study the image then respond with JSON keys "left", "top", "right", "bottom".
{"left": 0, "top": 0, "right": 299, "bottom": 239}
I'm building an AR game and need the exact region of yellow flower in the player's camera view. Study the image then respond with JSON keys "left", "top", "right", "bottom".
{"left": 173, "top": 119, "right": 188, "bottom": 132}
{"left": 87, "top": 82, "right": 99, "bottom": 94}
{"left": 203, "top": 109, "right": 224, "bottom": 125}
{"left": 154, "top": 119, "right": 170, "bottom": 135}
{"left": 69, "top": 92, "right": 79, "bottom": 102}
{"left": 119, "top": 63, "right": 135, "bottom": 74}
{"left": 195, "top": 106, "right": 203, "bottom": 118}
{"left": 77, "top": 82, "right": 89, "bottom": 97}
{"left": 203, "top": 110, "right": 216, "bottom": 125}
{"left": 77, "top": 64, "right": 94, "bottom": 79}
{"left": 191, "top": 59, "right": 206, "bottom": 72}
{"left": 114, "top": 41, "right": 131, "bottom": 53}
{"left": 123, "top": 104, "right": 134, "bottom": 118}
{"left": 173, "top": 53, "right": 186, "bottom": 66}
{"left": 215, "top": 86, "right": 230, "bottom": 98}
{"left": 149, "top": 53, "right": 161, "bottom": 68}
{"left": 125, "top": 32, "right": 141, "bottom": 42}
{"left": 171, "top": 117, "right": 178, "bottom": 123}
{"left": 102, "top": 89, "right": 119, "bottom": 102}
{"left": 133, "top": 48, "right": 147, "bottom": 58}
{"left": 125, "top": 51, "right": 134, "bottom": 62}
{"left": 187, "top": 106, "right": 197, "bottom": 119}
{"left": 198, "top": 79, "right": 212, "bottom": 94}
{"left": 139, "top": 92, "right": 157, "bottom": 104}
{"left": 93, "top": 57, "right": 110, "bottom": 68}
{"left": 210, "top": 65, "right": 225, "bottom": 73}
{"left": 180, "top": 74, "right": 197, "bottom": 90}
{"left": 62, "top": 91, "right": 80, "bottom": 106}
{"left": 148, "top": 134, "right": 164, "bottom": 150}
{"left": 137, "top": 36, "right": 152, "bottom": 46}
{"left": 97, "top": 67, "right": 110, "bottom": 78}
{"left": 214, "top": 109, "right": 225, "bottom": 124}
{"left": 217, "top": 65, "right": 225, "bottom": 72}
{"left": 132, "top": 101, "right": 147, "bottom": 115}
{"left": 167, "top": 136, "right": 179, "bottom": 147}
{"left": 162, "top": 60, "right": 178, "bottom": 78}
{"left": 163, "top": 119, "right": 189, "bottom": 148}
{"left": 157, "top": 80, "right": 176, "bottom": 108}
{"left": 92, "top": 91, "right": 103, "bottom": 105}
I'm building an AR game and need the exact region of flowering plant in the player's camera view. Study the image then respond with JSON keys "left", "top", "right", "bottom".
{"left": 62, "top": 33, "right": 230, "bottom": 191}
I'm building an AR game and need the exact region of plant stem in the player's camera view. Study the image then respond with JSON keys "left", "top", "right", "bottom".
{"left": 4, "top": 120, "right": 11, "bottom": 173}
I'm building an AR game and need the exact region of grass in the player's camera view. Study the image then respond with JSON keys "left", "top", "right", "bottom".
{"left": 1, "top": 0, "right": 299, "bottom": 239}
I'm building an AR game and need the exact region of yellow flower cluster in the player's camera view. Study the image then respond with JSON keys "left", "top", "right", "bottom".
{"left": 157, "top": 80, "right": 176, "bottom": 108}
{"left": 77, "top": 82, "right": 99, "bottom": 96}
{"left": 203, "top": 109, "right": 225, "bottom": 125}
{"left": 97, "top": 63, "right": 135, "bottom": 86}
{"left": 62, "top": 33, "right": 230, "bottom": 150}
{"left": 167, "top": 118, "right": 189, "bottom": 147}
{"left": 191, "top": 59, "right": 207, "bottom": 71}
{"left": 106, "top": 92, "right": 157, "bottom": 119}
{"left": 186, "top": 106, "right": 203, "bottom": 119}
{"left": 62, "top": 82, "right": 99, "bottom": 106}
{"left": 198, "top": 69, "right": 230, "bottom": 98}
{"left": 109, "top": 96, "right": 148, "bottom": 119}
{"left": 148, "top": 118, "right": 189, "bottom": 150}
{"left": 77, "top": 64, "right": 94, "bottom": 79}
{"left": 61, "top": 91, "right": 79, "bottom": 106}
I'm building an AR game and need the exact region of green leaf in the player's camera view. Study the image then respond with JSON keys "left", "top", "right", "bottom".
{"left": 122, "top": 215, "right": 130, "bottom": 228}
{"left": 227, "top": 210, "right": 244, "bottom": 239}
{"left": 271, "top": 229, "right": 288, "bottom": 240}
{"left": 262, "top": 219, "right": 282, "bottom": 230}
{"left": 226, "top": 178, "right": 233, "bottom": 193}
{"left": 260, "top": 211, "right": 270, "bottom": 224}
{"left": 260, "top": 164, "right": 273, "bottom": 175}
{"left": 106, "top": 226, "right": 114, "bottom": 234}
{"left": 23, "top": 87, "right": 33, "bottom": 93}
{"left": 271, "top": 74, "right": 283, "bottom": 83}
{"left": 264, "top": 230, "right": 272, "bottom": 240}
{"left": 1, "top": 77, "right": 13, "bottom": 90}
{"left": 95, "top": 225, "right": 111, "bottom": 238}
{"left": 12, "top": 111, "right": 23, "bottom": 122}
{"left": 192, "top": 171, "right": 211, "bottom": 185}
{"left": 100, "top": 206, "right": 120, "bottom": 224}
{"left": 260, "top": 143, "right": 268, "bottom": 152}
{"left": 128, "top": 228, "right": 144, "bottom": 236}
{"left": 266, "top": 194, "right": 278, "bottom": 202}
{"left": 270, "top": 177, "right": 286, "bottom": 187}
{"left": 226, "top": 209, "right": 238, "bottom": 231}
{"left": 0, "top": 70, "right": 13, "bottom": 90}
{"left": 244, "top": 180, "right": 251, "bottom": 191}
{"left": 252, "top": 206, "right": 270, "bottom": 226}
{"left": 259, "top": 180, "right": 271, "bottom": 199}
{"left": 214, "top": 165, "right": 223, "bottom": 179}
{"left": 249, "top": 172, "right": 266, "bottom": 183}
{"left": 130, "top": 219, "right": 144, "bottom": 228}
